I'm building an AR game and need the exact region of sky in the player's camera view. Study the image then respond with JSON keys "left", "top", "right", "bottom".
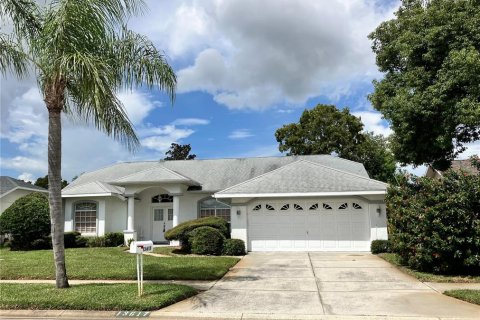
{"left": 1, "top": 0, "right": 479, "bottom": 182}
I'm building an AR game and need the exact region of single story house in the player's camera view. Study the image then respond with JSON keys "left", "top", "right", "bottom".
{"left": 0, "top": 176, "right": 48, "bottom": 214}
{"left": 425, "top": 159, "right": 479, "bottom": 179}
{"left": 62, "top": 155, "right": 388, "bottom": 251}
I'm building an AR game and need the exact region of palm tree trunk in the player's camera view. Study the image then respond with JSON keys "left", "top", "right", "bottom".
{"left": 47, "top": 97, "right": 69, "bottom": 289}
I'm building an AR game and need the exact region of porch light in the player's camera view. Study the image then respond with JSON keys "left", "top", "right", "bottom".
{"left": 236, "top": 209, "right": 241, "bottom": 215}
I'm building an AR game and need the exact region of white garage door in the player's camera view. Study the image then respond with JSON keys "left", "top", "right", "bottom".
{"left": 248, "top": 199, "right": 370, "bottom": 251}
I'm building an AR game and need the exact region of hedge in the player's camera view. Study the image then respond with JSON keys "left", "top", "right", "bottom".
{"left": 222, "top": 239, "right": 246, "bottom": 256}
{"left": 387, "top": 165, "right": 480, "bottom": 274}
{"left": 0, "top": 193, "right": 50, "bottom": 250}
{"left": 371, "top": 240, "right": 391, "bottom": 254}
{"left": 164, "top": 217, "right": 229, "bottom": 252}
{"left": 188, "top": 226, "right": 225, "bottom": 255}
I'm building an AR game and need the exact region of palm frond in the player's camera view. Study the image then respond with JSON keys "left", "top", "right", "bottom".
{"left": 0, "top": 34, "right": 31, "bottom": 77}
{"left": 0, "top": 0, "right": 41, "bottom": 39}
{"left": 111, "top": 28, "right": 177, "bottom": 103}
{"left": 60, "top": 51, "right": 140, "bottom": 151}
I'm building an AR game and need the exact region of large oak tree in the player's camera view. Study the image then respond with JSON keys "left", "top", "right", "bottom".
{"left": 275, "top": 104, "right": 396, "bottom": 182}
{"left": 0, "top": 0, "right": 176, "bottom": 288}
{"left": 369, "top": 0, "right": 480, "bottom": 170}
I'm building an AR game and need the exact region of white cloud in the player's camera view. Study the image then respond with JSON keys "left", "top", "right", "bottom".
{"left": 118, "top": 91, "right": 162, "bottom": 125}
{"left": 228, "top": 129, "right": 254, "bottom": 139}
{"left": 459, "top": 141, "right": 480, "bottom": 159}
{"left": 172, "top": 118, "right": 210, "bottom": 126}
{"left": 137, "top": 0, "right": 397, "bottom": 110}
{"left": 353, "top": 111, "right": 392, "bottom": 137}
{"left": 17, "top": 172, "right": 35, "bottom": 183}
{"left": 0, "top": 156, "right": 47, "bottom": 173}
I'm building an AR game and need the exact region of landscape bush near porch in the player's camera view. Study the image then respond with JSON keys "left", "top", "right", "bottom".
{"left": 387, "top": 168, "right": 479, "bottom": 274}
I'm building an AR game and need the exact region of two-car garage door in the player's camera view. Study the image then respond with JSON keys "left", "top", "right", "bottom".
{"left": 248, "top": 199, "right": 371, "bottom": 251}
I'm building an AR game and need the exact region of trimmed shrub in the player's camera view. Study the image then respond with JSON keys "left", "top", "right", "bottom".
{"left": 87, "top": 236, "right": 105, "bottom": 247}
{"left": 188, "top": 226, "right": 225, "bottom": 255}
{"left": 31, "top": 237, "right": 51, "bottom": 250}
{"left": 0, "top": 193, "right": 50, "bottom": 250}
{"left": 104, "top": 232, "right": 124, "bottom": 247}
{"left": 64, "top": 232, "right": 84, "bottom": 248}
{"left": 165, "top": 217, "right": 229, "bottom": 252}
{"left": 75, "top": 236, "right": 88, "bottom": 248}
{"left": 371, "top": 240, "right": 391, "bottom": 254}
{"left": 222, "top": 238, "right": 246, "bottom": 256}
{"left": 387, "top": 168, "right": 480, "bottom": 274}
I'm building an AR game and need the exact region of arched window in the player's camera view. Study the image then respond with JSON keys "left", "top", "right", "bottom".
{"left": 152, "top": 194, "right": 173, "bottom": 203}
{"left": 199, "top": 198, "right": 231, "bottom": 221}
{"left": 74, "top": 202, "right": 97, "bottom": 234}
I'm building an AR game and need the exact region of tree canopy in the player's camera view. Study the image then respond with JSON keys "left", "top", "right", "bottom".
{"left": 34, "top": 175, "right": 68, "bottom": 189}
{"left": 369, "top": 0, "right": 480, "bottom": 170}
{"left": 164, "top": 143, "right": 196, "bottom": 160}
{"left": 275, "top": 104, "right": 396, "bottom": 182}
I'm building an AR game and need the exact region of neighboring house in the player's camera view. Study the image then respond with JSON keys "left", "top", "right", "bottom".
{"left": 0, "top": 176, "right": 49, "bottom": 214}
{"left": 62, "top": 155, "right": 388, "bottom": 252}
{"left": 425, "top": 159, "right": 479, "bottom": 179}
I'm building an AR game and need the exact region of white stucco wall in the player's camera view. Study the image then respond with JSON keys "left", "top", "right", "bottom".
{"left": 230, "top": 204, "right": 248, "bottom": 245}
{"left": 105, "top": 197, "right": 127, "bottom": 233}
{"left": 369, "top": 202, "right": 388, "bottom": 241}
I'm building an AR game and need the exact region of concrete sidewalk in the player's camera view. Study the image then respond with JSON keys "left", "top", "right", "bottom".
{"left": 1, "top": 309, "right": 480, "bottom": 320}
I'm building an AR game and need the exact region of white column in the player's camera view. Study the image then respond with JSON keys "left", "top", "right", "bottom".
{"left": 97, "top": 200, "right": 106, "bottom": 236}
{"left": 172, "top": 194, "right": 181, "bottom": 227}
{"left": 127, "top": 196, "right": 135, "bottom": 231}
{"left": 124, "top": 195, "right": 137, "bottom": 244}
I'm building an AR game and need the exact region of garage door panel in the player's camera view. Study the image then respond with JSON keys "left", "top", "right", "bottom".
{"left": 248, "top": 199, "right": 370, "bottom": 251}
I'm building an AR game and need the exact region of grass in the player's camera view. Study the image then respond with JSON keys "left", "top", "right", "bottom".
{"left": 152, "top": 246, "right": 185, "bottom": 256}
{"left": 444, "top": 290, "right": 480, "bottom": 305}
{"left": 0, "top": 283, "right": 196, "bottom": 311}
{"left": 0, "top": 247, "right": 239, "bottom": 280}
{"left": 378, "top": 253, "right": 480, "bottom": 283}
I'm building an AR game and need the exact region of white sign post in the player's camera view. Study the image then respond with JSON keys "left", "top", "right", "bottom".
{"left": 129, "top": 241, "right": 153, "bottom": 297}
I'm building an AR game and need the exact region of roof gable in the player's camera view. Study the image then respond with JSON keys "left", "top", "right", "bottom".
{"left": 109, "top": 165, "right": 198, "bottom": 185}
{"left": 215, "top": 160, "right": 387, "bottom": 197}
{"left": 0, "top": 176, "right": 48, "bottom": 196}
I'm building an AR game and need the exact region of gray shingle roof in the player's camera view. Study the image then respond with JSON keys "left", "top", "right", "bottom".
{"left": 215, "top": 160, "right": 387, "bottom": 196}
{"left": 0, "top": 176, "right": 48, "bottom": 196}
{"left": 63, "top": 155, "right": 371, "bottom": 196}
{"left": 110, "top": 165, "right": 199, "bottom": 185}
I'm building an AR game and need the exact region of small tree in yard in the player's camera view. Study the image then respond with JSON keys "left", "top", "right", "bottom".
{"left": 0, "top": 0, "right": 176, "bottom": 288}
{"left": 0, "top": 193, "right": 50, "bottom": 250}
{"left": 387, "top": 163, "right": 480, "bottom": 274}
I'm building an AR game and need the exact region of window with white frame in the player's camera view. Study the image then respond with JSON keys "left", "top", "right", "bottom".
{"left": 74, "top": 202, "right": 97, "bottom": 233}
{"left": 199, "top": 198, "right": 231, "bottom": 221}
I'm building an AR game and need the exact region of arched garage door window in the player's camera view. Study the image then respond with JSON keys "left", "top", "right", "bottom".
{"left": 74, "top": 201, "right": 97, "bottom": 234}
{"left": 199, "top": 198, "right": 231, "bottom": 221}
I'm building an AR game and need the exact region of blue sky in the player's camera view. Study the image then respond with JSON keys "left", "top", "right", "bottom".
{"left": 1, "top": 0, "right": 478, "bottom": 182}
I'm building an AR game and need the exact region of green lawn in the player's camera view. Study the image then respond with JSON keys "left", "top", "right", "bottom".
{"left": 0, "top": 283, "right": 196, "bottom": 311}
{"left": 444, "top": 290, "right": 480, "bottom": 305}
{"left": 378, "top": 253, "right": 480, "bottom": 283}
{"left": 0, "top": 247, "right": 239, "bottom": 280}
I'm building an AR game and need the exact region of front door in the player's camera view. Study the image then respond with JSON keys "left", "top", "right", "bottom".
{"left": 151, "top": 206, "right": 174, "bottom": 243}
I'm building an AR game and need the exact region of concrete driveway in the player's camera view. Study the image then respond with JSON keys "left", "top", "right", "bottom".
{"left": 157, "top": 252, "right": 480, "bottom": 318}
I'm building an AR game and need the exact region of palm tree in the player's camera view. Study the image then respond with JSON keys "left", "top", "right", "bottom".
{"left": 0, "top": 0, "right": 176, "bottom": 288}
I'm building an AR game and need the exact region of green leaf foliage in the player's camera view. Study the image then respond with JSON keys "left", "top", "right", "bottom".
{"left": 222, "top": 239, "right": 246, "bottom": 256}
{"left": 188, "top": 226, "right": 225, "bottom": 256}
{"left": 0, "top": 193, "right": 50, "bottom": 250}
{"left": 387, "top": 168, "right": 480, "bottom": 274}
{"left": 371, "top": 240, "right": 392, "bottom": 254}
{"left": 275, "top": 104, "right": 397, "bottom": 182}
{"left": 164, "top": 143, "right": 196, "bottom": 160}
{"left": 164, "top": 217, "right": 229, "bottom": 253}
{"left": 369, "top": 0, "right": 480, "bottom": 169}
